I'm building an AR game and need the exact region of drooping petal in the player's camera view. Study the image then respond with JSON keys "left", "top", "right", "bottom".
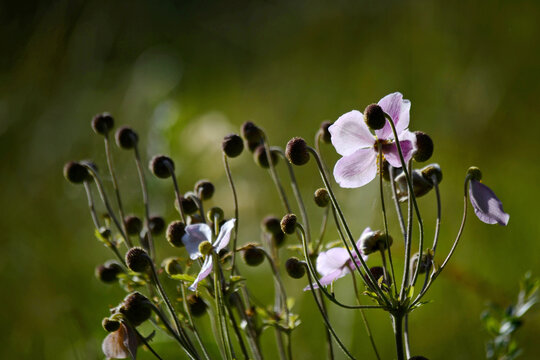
{"left": 189, "top": 256, "right": 214, "bottom": 291}
{"left": 329, "top": 110, "right": 375, "bottom": 156}
{"left": 381, "top": 131, "right": 417, "bottom": 168}
{"left": 182, "top": 223, "right": 212, "bottom": 260}
{"left": 333, "top": 147, "right": 378, "bottom": 188}
{"left": 469, "top": 180, "right": 509, "bottom": 226}
{"left": 102, "top": 323, "right": 133, "bottom": 359}
{"left": 213, "top": 219, "right": 236, "bottom": 253}
{"left": 123, "top": 324, "right": 139, "bottom": 360}
{"left": 316, "top": 247, "right": 351, "bottom": 276}
{"left": 303, "top": 269, "right": 349, "bottom": 291}
{"left": 375, "top": 92, "right": 411, "bottom": 140}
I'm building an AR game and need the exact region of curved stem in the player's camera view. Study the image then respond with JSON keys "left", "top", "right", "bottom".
{"left": 167, "top": 163, "right": 187, "bottom": 223}
{"left": 400, "top": 160, "right": 415, "bottom": 300}
{"left": 261, "top": 133, "right": 292, "bottom": 213}
{"left": 133, "top": 145, "right": 156, "bottom": 260}
{"left": 180, "top": 284, "right": 211, "bottom": 360}
{"left": 223, "top": 154, "right": 241, "bottom": 274}
{"left": 132, "top": 327, "right": 164, "bottom": 360}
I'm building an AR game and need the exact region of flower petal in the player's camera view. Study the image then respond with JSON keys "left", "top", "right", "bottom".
{"left": 329, "top": 110, "right": 375, "bottom": 156}
{"left": 303, "top": 269, "right": 348, "bottom": 291}
{"left": 123, "top": 324, "right": 139, "bottom": 360}
{"left": 333, "top": 148, "right": 378, "bottom": 188}
{"left": 316, "top": 247, "right": 350, "bottom": 276}
{"left": 182, "top": 223, "right": 212, "bottom": 260}
{"left": 375, "top": 92, "right": 411, "bottom": 140}
{"left": 469, "top": 180, "right": 509, "bottom": 226}
{"left": 382, "top": 131, "right": 417, "bottom": 168}
{"left": 102, "top": 324, "right": 130, "bottom": 359}
{"left": 213, "top": 219, "right": 236, "bottom": 253}
{"left": 355, "top": 227, "right": 373, "bottom": 249}
{"left": 189, "top": 256, "right": 213, "bottom": 291}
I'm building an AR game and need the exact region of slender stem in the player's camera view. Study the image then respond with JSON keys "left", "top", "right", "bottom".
{"left": 431, "top": 178, "right": 442, "bottom": 254}
{"left": 180, "top": 284, "right": 211, "bottom": 360}
{"left": 389, "top": 166, "right": 407, "bottom": 239}
{"left": 132, "top": 327, "right": 164, "bottom": 360}
{"left": 149, "top": 302, "right": 195, "bottom": 357}
{"left": 224, "top": 299, "right": 250, "bottom": 360}
{"left": 400, "top": 160, "right": 415, "bottom": 300}
{"left": 313, "top": 206, "right": 330, "bottom": 254}
{"left": 167, "top": 163, "right": 187, "bottom": 223}
{"left": 133, "top": 145, "right": 156, "bottom": 260}
{"left": 103, "top": 136, "right": 132, "bottom": 247}
{"left": 223, "top": 154, "right": 241, "bottom": 274}
{"left": 319, "top": 290, "right": 335, "bottom": 360}
{"left": 232, "top": 290, "right": 263, "bottom": 360}
{"left": 274, "top": 329, "right": 288, "bottom": 360}
{"left": 392, "top": 314, "right": 405, "bottom": 360}
{"left": 212, "top": 253, "right": 234, "bottom": 360}
{"left": 404, "top": 315, "right": 411, "bottom": 359}
{"left": 83, "top": 181, "right": 101, "bottom": 229}
{"left": 261, "top": 133, "right": 292, "bottom": 213}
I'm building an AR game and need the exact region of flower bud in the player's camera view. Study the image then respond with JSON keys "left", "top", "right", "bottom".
{"left": 370, "top": 266, "right": 391, "bottom": 287}
{"left": 91, "top": 112, "right": 114, "bottom": 135}
{"left": 314, "top": 188, "right": 330, "bottom": 207}
{"left": 166, "top": 221, "right": 186, "bottom": 247}
{"left": 359, "top": 230, "right": 392, "bottom": 255}
{"left": 187, "top": 294, "right": 207, "bottom": 317}
{"left": 395, "top": 169, "right": 434, "bottom": 202}
{"left": 95, "top": 261, "right": 123, "bottom": 283}
{"left": 253, "top": 145, "right": 278, "bottom": 168}
{"left": 222, "top": 134, "right": 244, "bottom": 158}
{"left": 364, "top": 104, "right": 386, "bottom": 130}
{"left": 421, "top": 163, "right": 443, "bottom": 185}
{"left": 115, "top": 126, "right": 138, "bottom": 149}
{"left": 280, "top": 214, "right": 297, "bottom": 235}
{"left": 63, "top": 161, "right": 91, "bottom": 184}
{"left": 467, "top": 166, "right": 482, "bottom": 181}
{"left": 241, "top": 121, "right": 263, "bottom": 143}
{"left": 195, "top": 180, "right": 215, "bottom": 200}
{"left": 102, "top": 318, "right": 121, "bottom": 332}
{"left": 285, "top": 137, "right": 310, "bottom": 165}
{"left": 124, "top": 215, "right": 143, "bottom": 235}
{"left": 262, "top": 216, "right": 281, "bottom": 235}
{"left": 120, "top": 292, "right": 151, "bottom": 326}
{"left": 411, "top": 251, "right": 433, "bottom": 274}
{"left": 177, "top": 196, "right": 198, "bottom": 215}
{"left": 199, "top": 241, "right": 213, "bottom": 256}
{"left": 162, "top": 257, "right": 183, "bottom": 276}
{"left": 272, "top": 231, "right": 286, "bottom": 247}
{"left": 413, "top": 131, "right": 434, "bottom": 162}
{"left": 149, "top": 216, "right": 166, "bottom": 235}
{"left": 242, "top": 245, "right": 265, "bottom": 266}
{"left": 285, "top": 257, "right": 305, "bottom": 279}
{"left": 207, "top": 207, "right": 224, "bottom": 223}
{"left": 125, "top": 247, "right": 150, "bottom": 272}
{"left": 149, "top": 155, "right": 174, "bottom": 178}
{"left": 319, "top": 121, "right": 332, "bottom": 143}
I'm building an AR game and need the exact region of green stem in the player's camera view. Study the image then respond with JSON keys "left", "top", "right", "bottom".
{"left": 223, "top": 154, "right": 241, "bottom": 274}
{"left": 212, "top": 253, "right": 234, "bottom": 360}
{"left": 392, "top": 314, "right": 405, "bottom": 360}
{"left": 133, "top": 145, "right": 156, "bottom": 260}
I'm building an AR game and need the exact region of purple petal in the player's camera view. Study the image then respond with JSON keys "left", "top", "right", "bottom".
{"left": 375, "top": 92, "right": 411, "bottom": 140}
{"left": 333, "top": 147, "right": 378, "bottom": 188}
{"left": 303, "top": 269, "right": 348, "bottom": 291}
{"left": 102, "top": 324, "right": 131, "bottom": 359}
{"left": 469, "top": 180, "right": 509, "bottom": 226}
{"left": 329, "top": 110, "right": 375, "bottom": 156}
{"left": 316, "top": 247, "right": 350, "bottom": 276}
{"left": 182, "top": 223, "right": 212, "bottom": 260}
{"left": 382, "top": 140, "right": 415, "bottom": 168}
{"left": 214, "top": 219, "right": 236, "bottom": 253}
{"left": 189, "top": 256, "right": 213, "bottom": 291}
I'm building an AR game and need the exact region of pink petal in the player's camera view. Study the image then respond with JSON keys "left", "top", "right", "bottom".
{"left": 316, "top": 247, "right": 350, "bottom": 276}
{"left": 303, "top": 269, "right": 348, "bottom": 291}
{"left": 333, "top": 148, "right": 378, "bottom": 188}
{"left": 214, "top": 219, "right": 236, "bottom": 253}
{"left": 182, "top": 223, "right": 212, "bottom": 260}
{"left": 382, "top": 139, "right": 415, "bottom": 168}
{"left": 469, "top": 180, "right": 509, "bottom": 226}
{"left": 375, "top": 92, "right": 411, "bottom": 140}
{"left": 329, "top": 110, "right": 375, "bottom": 156}
{"left": 189, "top": 256, "right": 213, "bottom": 291}
{"left": 102, "top": 324, "right": 131, "bottom": 359}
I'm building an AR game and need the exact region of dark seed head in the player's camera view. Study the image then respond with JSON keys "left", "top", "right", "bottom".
{"left": 195, "top": 180, "right": 215, "bottom": 200}
{"left": 421, "top": 164, "right": 443, "bottom": 185}
{"left": 243, "top": 245, "right": 265, "bottom": 267}
{"left": 102, "top": 318, "right": 121, "bottom": 332}
{"left": 319, "top": 121, "right": 333, "bottom": 144}
{"left": 285, "top": 257, "right": 305, "bottom": 279}
{"left": 149, "top": 216, "right": 166, "bottom": 235}
{"left": 120, "top": 292, "right": 151, "bottom": 326}
{"left": 467, "top": 166, "right": 482, "bottom": 181}
{"left": 124, "top": 215, "right": 143, "bottom": 235}
{"left": 187, "top": 294, "right": 207, "bottom": 317}
{"left": 241, "top": 121, "right": 263, "bottom": 143}
{"left": 125, "top": 247, "right": 150, "bottom": 272}
{"left": 91, "top": 112, "right": 114, "bottom": 135}
{"left": 95, "top": 261, "right": 123, "bottom": 283}
{"left": 115, "top": 126, "right": 139, "bottom": 149}
{"left": 166, "top": 221, "right": 186, "bottom": 247}
{"left": 178, "top": 196, "right": 198, "bottom": 215}
{"left": 253, "top": 145, "right": 278, "bottom": 168}
{"left": 207, "top": 207, "right": 224, "bottom": 223}
{"left": 262, "top": 216, "right": 282, "bottom": 235}
{"left": 149, "top": 155, "right": 174, "bottom": 178}
{"left": 222, "top": 133, "right": 244, "bottom": 158}
{"left": 63, "top": 161, "right": 91, "bottom": 184}
{"left": 285, "top": 137, "right": 310, "bottom": 166}
{"left": 413, "top": 131, "right": 434, "bottom": 162}
{"left": 314, "top": 188, "right": 330, "bottom": 207}
{"left": 360, "top": 230, "right": 393, "bottom": 255}
{"left": 163, "top": 257, "right": 183, "bottom": 275}
{"left": 280, "top": 214, "right": 297, "bottom": 235}
{"left": 363, "top": 104, "right": 386, "bottom": 130}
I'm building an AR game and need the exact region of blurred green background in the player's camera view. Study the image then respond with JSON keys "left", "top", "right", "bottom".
{"left": 2, "top": 0, "right": 540, "bottom": 359}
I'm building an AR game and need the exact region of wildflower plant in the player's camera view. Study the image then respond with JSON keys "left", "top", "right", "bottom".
{"left": 64, "top": 92, "right": 510, "bottom": 359}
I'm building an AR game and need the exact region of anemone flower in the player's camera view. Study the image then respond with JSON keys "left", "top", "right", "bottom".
{"left": 304, "top": 230, "right": 369, "bottom": 291}
{"left": 102, "top": 322, "right": 139, "bottom": 360}
{"left": 329, "top": 92, "right": 417, "bottom": 188}
{"left": 469, "top": 180, "right": 509, "bottom": 226}
{"left": 182, "top": 219, "right": 236, "bottom": 291}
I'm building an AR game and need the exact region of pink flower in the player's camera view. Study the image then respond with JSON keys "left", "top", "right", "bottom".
{"left": 469, "top": 180, "right": 509, "bottom": 226}
{"left": 102, "top": 323, "right": 139, "bottom": 359}
{"left": 329, "top": 92, "right": 416, "bottom": 188}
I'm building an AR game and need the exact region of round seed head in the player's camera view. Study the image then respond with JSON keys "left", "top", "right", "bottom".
{"left": 125, "top": 247, "right": 150, "bottom": 272}
{"left": 198, "top": 241, "right": 213, "bottom": 256}
{"left": 319, "top": 121, "right": 333, "bottom": 143}
{"left": 207, "top": 207, "right": 224, "bottom": 223}
{"left": 262, "top": 216, "right": 282, "bottom": 235}
{"left": 253, "top": 145, "right": 278, "bottom": 168}
{"left": 162, "top": 257, "right": 183, "bottom": 276}
{"left": 115, "top": 126, "right": 139, "bottom": 149}
{"left": 314, "top": 188, "right": 330, "bottom": 207}
{"left": 195, "top": 180, "right": 215, "bottom": 200}
{"left": 280, "top": 214, "right": 297, "bottom": 235}
{"left": 102, "top": 318, "right": 121, "bottom": 332}
{"left": 241, "top": 121, "right": 263, "bottom": 143}
{"left": 95, "top": 262, "right": 123, "bottom": 283}
{"left": 149, "top": 155, "right": 174, "bottom": 178}
{"left": 166, "top": 221, "right": 186, "bottom": 247}
{"left": 243, "top": 245, "right": 265, "bottom": 266}
{"left": 120, "top": 292, "right": 151, "bottom": 326}
{"left": 285, "top": 257, "right": 305, "bottom": 279}
{"left": 413, "top": 131, "right": 434, "bottom": 162}
{"left": 370, "top": 266, "right": 392, "bottom": 287}
{"left": 187, "top": 294, "right": 207, "bottom": 317}
{"left": 421, "top": 163, "right": 443, "bottom": 185}
{"left": 63, "top": 161, "right": 91, "bottom": 184}
{"left": 149, "top": 216, "right": 166, "bottom": 235}
{"left": 91, "top": 112, "right": 114, "bottom": 135}
{"left": 272, "top": 231, "right": 286, "bottom": 247}
{"left": 363, "top": 104, "right": 386, "bottom": 130}
{"left": 467, "top": 166, "right": 482, "bottom": 181}
{"left": 222, "top": 133, "right": 244, "bottom": 158}
{"left": 360, "top": 230, "right": 393, "bottom": 255}
{"left": 285, "top": 137, "right": 310, "bottom": 166}
{"left": 124, "top": 215, "right": 143, "bottom": 235}
{"left": 178, "top": 196, "right": 198, "bottom": 215}
{"left": 411, "top": 251, "right": 433, "bottom": 274}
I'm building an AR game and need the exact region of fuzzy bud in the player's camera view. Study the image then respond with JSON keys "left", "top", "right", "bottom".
{"left": 411, "top": 251, "right": 433, "bottom": 274}
{"left": 253, "top": 145, "right": 278, "bottom": 168}
{"left": 272, "top": 231, "right": 286, "bottom": 247}
{"left": 115, "top": 126, "right": 138, "bottom": 149}
{"left": 285, "top": 257, "right": 305, "bottom": 279}
{"left": 314, "top": 188, "right": 330, "bottom": 207}
{"left": 149, "top": 155, "right": 174, "bottom": 178}
{"left": 102, "top": 318, "right": 121, "bottom": 332}
{"left": 166, "top": 221, "right": 186, "bottom": 247}
{"left": 149, "top": 216, "right": 166, "bottom": 235}
{"left": 162, "top": 257, "right": 183, "bottom": 276}
{"left": 177, "top": 196, "right": 198, "bottom": 215}
{"left": 125, "top": 247, "right": 150, "bottom": 273}
{"left": 413, "top": 131, "right": 434, "bottom": 162}
{"left": 207, "top": 207, "right": 224, "bottom": 223}
{"left": 63, "top": 161, "right": 91, "bottom": 184}
{"left": 360, "top": 230, "right": 393, "bottom": 255}
{"left": 467, "top": 166, "right": 482, "bottom": 181}
{"left": 243, "top": 245, "right": 265, "bottom": 266}
{"left": 364, "top": 104, "right": 386, "bottom": 130}
{"left": 241, "top": 121, "right": 263, "bottom": 143}
{"left": 280, "top": 214, "right": 297, "bottom": 235}
{"left": 222, "top": 134, "right": 244, "bottom": 158}
{"left": 187, "top": 294, "right": 207, "bottom": 317}
{"left": 370, "top": 266, "right": 391, "bottom": 287}
{"left": 395, "top": 169, "right": 434, "bottom": 202}
{"left": 421, "top": 163, "right": 443, "bottom": 185}
{"left": 198, "top": 241, "right": 213, "bottom": 256}
{"left": 95, "top": 261, "right": 123, "bottom": 283}
{"left": 262, "top": 216, "right": 282, "bottom": 235}
{"left": 91, "top": 112, "right": 114, "bottom": 135}
{"left": 124, "top": 215, "right": 143, "bottom": 236}
{"left": 120, "top": 292, "right": 151, "bottom": 326}
{"left": 319, "top": 121, "right": 332, "bottom": 143}
{"left": 195, "top": 180, "right": 215, "bottom": 200}
{"left": 286, "top": 137, "right": 310, "bottom": 166}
